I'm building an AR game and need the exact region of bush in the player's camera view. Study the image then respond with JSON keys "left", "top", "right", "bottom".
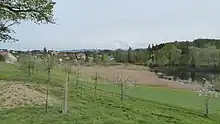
{"left": 0, "top": 54, "right": 5, "bottom": 62}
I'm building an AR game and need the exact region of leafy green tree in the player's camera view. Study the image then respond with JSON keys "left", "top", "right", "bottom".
{"left": 160, "top": 44, "right": 181, "bottom": 67}
{"left": 0, "top": 0, "right": 56, "bottom": 42}
{"left": 175, "top": 42, "right": 190, "bottom": 66}
{"left": 93, "top": 50, "right": 100, "bottom": 64}
{"left": 155, "top": 49, "right": 167, "bottom": 66}
{"left": 43, "top": 47, "right": 47, "bottom": 55}
{"left": 127, "top": 47, "right": 133, "bottom": 63}
{"left": 189, "top": 47, "right": 199, "bottom": 67}
{"left": 101, "top": 54, "right": 108, "bottom": 63}
{"left": 133, "top": 50, "right": 147, "bottom": 65}
{"left": 148, "top": 51, "right": 156, "bottom": 67}
{"left": 114, "top": 49, "right": 125, "bottom": 63}
{"left": 188, "top": 46, "right": 220, "bottom": 67}
{"left": 84, "top": 51, "right": 89, "bottom": 63}
{"left": 147, "top": 44, "right": 151, "bottom": 50}
{"left": 151, "top": 41, "right": 197, "bottom": 67}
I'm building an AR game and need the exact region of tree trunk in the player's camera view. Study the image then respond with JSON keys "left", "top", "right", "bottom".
{"left": 75, "top": 72, "right": 79, "bottom": 95}
{"left": 94, "top": 71, "right": 98, "bottom": 97}
{"left": 205, "top": 97, "right": 209, "bottom": 116}
{"left": 63, "top": 72, "right": 69, "bottom": 114}
{"left": 45, "top": 69, "right": 50, "bottom": 113}
{"left": 28, "top": 65, "right": 31, "bottom": 77}
{"left": 80, "top": 83, "right": 83, "bottom": 98}
{"left": 120, "top": 83, "right": 124, "bottom": 101}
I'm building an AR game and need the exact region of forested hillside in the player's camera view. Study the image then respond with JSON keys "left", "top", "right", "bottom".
{"left": 90, "top": 38, "right": 220, "bottom": 71}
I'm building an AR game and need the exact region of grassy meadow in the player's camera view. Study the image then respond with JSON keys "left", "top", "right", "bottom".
{"left": 0, "top": 62, "right": 220, "bottom": 124}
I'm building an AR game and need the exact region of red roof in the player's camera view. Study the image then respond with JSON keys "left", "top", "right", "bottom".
{"left": 0, "top": 51, "right": 8, "bottom": 55}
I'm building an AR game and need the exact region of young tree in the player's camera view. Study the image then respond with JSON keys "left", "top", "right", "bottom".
{"left": 92, "top": 68, "right": 99, "bottom": 98}
{"left": 114, "top": 49, "right": 125, "bottom": 63}
{"left": 84, "top": 52, "right": 89, "bottom": 63}
{"left": 62, "top": 63, "right": 71, "bottom": 114}
{"left": 93, "top": 50, "right": 99, "bottom": 64}
{"left": 75, "top": 68, "right": 80, "bottom": 94}
{"left": 113, "top": 72, "right": 136, "bottom": 101}
{"left": 148, "top": 51, "right": 156, "bottom": 67}
{"left": 62, "top": 59, "right": 81, "bottom": 113}
{"left": 195, "top": 78, "right": 219, "bottom": 116}
{"left": 27, "top": 56, "right": 34, "bottom": 77}
{"left": 18, "top": 54, "right": 35, "bottom": 77}
{"left": 71, "top": 61, "right": 81, "bottom": 96}
{"left": 0, "top": 0, "right": 56, "bottom": 42}
{"left": 44, "top": 53, "right": 55, "bottom": 113}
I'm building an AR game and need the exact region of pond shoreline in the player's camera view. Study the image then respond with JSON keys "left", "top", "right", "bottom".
{"left": 149, "top": 66, "right": 220, "bottom": 91}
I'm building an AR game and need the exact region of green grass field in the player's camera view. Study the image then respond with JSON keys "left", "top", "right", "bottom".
{"left": 0, "top": 62, "right": 220, "bottom": 124}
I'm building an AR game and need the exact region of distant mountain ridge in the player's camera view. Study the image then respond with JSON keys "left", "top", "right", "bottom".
{"left": 59, "top": 49, "right": 95, "bottom": 52}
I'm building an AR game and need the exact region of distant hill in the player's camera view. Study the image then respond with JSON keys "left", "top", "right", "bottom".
{"left": 59, "top": 49, "right": 95, "bottom": 52}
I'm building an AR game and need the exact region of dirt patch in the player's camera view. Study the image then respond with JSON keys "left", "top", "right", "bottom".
{"left": 78, "top": 65, "right": 201, "bottom": 91}
{"left": 0, "top": 81, "right": 56, "bottom": 108}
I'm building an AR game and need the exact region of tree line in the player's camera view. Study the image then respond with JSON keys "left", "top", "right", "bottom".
{"left": 85, "top": 39, "right": 220, "bottom": 70}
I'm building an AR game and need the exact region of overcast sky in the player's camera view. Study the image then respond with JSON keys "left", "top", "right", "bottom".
{"left": 1, "top": 0, "right": 220, "bottom": 50}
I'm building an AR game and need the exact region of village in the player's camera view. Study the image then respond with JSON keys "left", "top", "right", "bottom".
{"left": 0, "top": 48, "right": 116, "bottom": 65}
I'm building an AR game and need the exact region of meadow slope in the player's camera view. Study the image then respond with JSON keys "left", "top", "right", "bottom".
{"left": 78, "top": 65, "right": 201, "bottom": 90}
{"left": 0, "top": 62, "right": 220, "bottom": 124}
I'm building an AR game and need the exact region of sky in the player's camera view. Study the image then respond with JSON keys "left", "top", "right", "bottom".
{"left": 1, "top": 0, "right": 220, "bottom": 50}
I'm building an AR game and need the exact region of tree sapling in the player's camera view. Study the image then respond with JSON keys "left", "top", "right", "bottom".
{"left": 195, "top": 78, "right": 219, "bottom": 116}
{"left": 113, "top": 72, "right": 136, "bottom": 101}
{"left": 44, "top": 53, "right": 55, "bottom": 113}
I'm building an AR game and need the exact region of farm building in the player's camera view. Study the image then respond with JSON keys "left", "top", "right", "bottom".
{"left": 0, "top": 50, "right": 17, "bottom": 64}
{"left": 76, "top": 53, "right": 86, "bottom": 60}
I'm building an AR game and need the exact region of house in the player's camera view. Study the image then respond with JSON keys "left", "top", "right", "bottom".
{"left": 48, "top": 50, "right": 59, "bottom": 56}
{"left": 31, "top": 50, "right": 42, "bottom": 55}
{"left": 76, "top": 53, "right": 86, "bottom": 60}
{"left": 0, "top": 51, "right": 7, "bottom": 62}
{"left": 65, "top": 56, "right": 70, "bottom": 60}
{"left": 0, "top": 50, "right": 17, "bottom": 64}
{"left": 0, "top": 49, "right": 8, "bottom": 60}
{"left": 0, "top": 51, "right": 8, "bottom": 56}
{"left": 59, "top": 58, "right": 63, "bottom": 62}
{"left": 0, "top": 49, "right": 8, "bottom": 53}
{"left": 5, "top": 53, "right": 17, "bottom": 64}
{"left": 108, "top": 55, "right": 115, "bottom": 60}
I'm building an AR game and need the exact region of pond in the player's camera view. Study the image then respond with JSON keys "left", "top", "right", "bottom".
{"left": 151, "top": 67, "right": 220, "bottom": 83}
